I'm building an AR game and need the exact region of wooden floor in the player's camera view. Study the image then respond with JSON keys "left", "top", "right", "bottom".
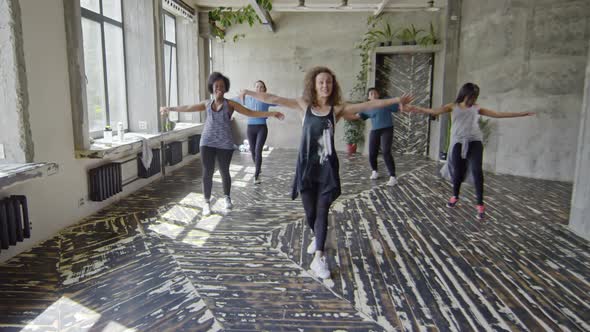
{"left": 0, "top": 149, "right": 588, "bottom": 331}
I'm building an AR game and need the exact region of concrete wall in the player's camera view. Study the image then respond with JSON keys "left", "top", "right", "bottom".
{"left": 457, "top": 0, "right": 590, "bottom": 181}
{"left": 570, "top": 40, "right": 590, "bottom": 241}
{"left": 0, "top": 0, "right": 34, "bottom": 163}
{"left": 0, "top": 0, "right": 200, "bottom": 262}
{"left": 210, "top": 11, "right": 442, "bottom": 152}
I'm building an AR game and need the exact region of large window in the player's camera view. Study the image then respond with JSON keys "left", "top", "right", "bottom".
{"left": 163, "top": 12, "right": 179, "bottom": 121}
{"left": 81, "top": 0, "right": 128, "bottom": 136}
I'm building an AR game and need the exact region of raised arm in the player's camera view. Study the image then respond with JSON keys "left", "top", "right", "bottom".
{"left": 241, "top": 89, "right": 304, "bottom": 113}
{"left": 229, "top": 100, "right": 285, "bottom": 120}
{"left": 160, "top": 102, "right": 207, "bottom": 115}
{"left": 479, "top": 108, "right": 535, "bottom": 118}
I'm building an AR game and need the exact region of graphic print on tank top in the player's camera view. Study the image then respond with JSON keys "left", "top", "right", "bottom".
{"left": 318, "top": 118, "right": 334, "bottom": 165}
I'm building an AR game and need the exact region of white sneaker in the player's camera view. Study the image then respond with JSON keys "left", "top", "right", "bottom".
{"left": 310, "top": 255, "right": 330, "bottom": 279}
{"left": 370, "top": 171, "right": 379, "bottom": 180}
{"left": 224, "top": 196, "right": 233, "bottom": 210}
{"left": 306, "top": 238, "right": 316, "bottom": 254}
{"left": 387, "top": 176, "right": 398, "bottom": 186}
{"left": 202, "top": 202, "right": 211, "bottom": 216}
{"left": 253, "top": 176, "right": 262, "bottom": 185}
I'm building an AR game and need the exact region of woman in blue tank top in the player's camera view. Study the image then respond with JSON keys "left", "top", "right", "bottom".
{"left": 241, "top": 67, "right": 413, "bottom": 279}
{"left": 160, "top": 72, "right": 284, "bottom": 217}
{"left": 406, "top": 83, "right": 535, "bottom": 220}
{"left": 242, "top": 80, "right": 276, "bottom": 184}
{"left": 358, "top": 87, "right": 402, "bottom": 187}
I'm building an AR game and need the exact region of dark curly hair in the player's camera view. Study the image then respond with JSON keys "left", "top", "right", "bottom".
{"left": 302, "top": 66, "right": 342, "bottom": 107}
{"left": 208, "top": 72, "right": 230, "bottom": 94}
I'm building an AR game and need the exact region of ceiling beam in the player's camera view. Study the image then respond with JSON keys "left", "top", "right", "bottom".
{"left": 374, "top": 0, "right": 392, "bottom": 16}
{"left": 248, "top": 0, "right": 274, "bottom": 32}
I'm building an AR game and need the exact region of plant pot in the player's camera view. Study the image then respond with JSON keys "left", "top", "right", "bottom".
{"left": 347, "top": 143, "right": 357, "bottom": 154}
{"left": 401, "top": 41, "right": 410, "bottom": 45}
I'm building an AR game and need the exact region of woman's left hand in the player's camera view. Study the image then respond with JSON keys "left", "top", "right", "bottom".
{"left": 522, "top": 111, "right": 536, "bottom": 116}
{"left": 273, "top": 112, "right": 285, "bottom": 120}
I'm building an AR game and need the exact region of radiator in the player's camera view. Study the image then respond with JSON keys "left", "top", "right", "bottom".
{"left": 188, "top": 135, "right": 201, "bottom": 155}
{"left": 166, "top": 141, "right": 183, "bottom": 166}
{"left": 89, "top": 163, "right": 122, "bottom": 201}
{"left": 0, "top": 195, "right": 30, "bottom": 252}
{"left": 138, "top": 148, "right": 161, "bottom": 178}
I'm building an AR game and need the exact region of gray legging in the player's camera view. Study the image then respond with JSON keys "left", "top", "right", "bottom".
{"left": 200, "top": 146, "right": 233, "bottom": 201}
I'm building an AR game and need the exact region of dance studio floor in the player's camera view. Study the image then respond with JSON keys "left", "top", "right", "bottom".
{"left": 1, "top": 149, "right": 588, "bottom": 331}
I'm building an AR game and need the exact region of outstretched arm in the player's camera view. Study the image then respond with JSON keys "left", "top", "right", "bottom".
{"left": 229, "top": 100, "right": 285, "bottom": 120}
{"left": 338, "top": 94, "right": 414, "bottom": 120}
{"left": 479, "top": 108, "right": 536, "bottom": 118}
{"left": 241, "top": 89, "right": 304, "bottom": 113}
{"left": 160, "top": 102, "right": 207, "bottom": 116}
{"left": 404, "top": 103, "right": 453, "bottom": 116}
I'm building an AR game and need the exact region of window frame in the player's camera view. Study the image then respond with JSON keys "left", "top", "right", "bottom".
{"left": 81, "top": 0, "right": 130, "bottom": 138}
{"left": 163, "top": 11, "right": 179, "bottom": 121}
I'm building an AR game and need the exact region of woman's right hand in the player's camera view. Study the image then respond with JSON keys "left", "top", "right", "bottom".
{"left": 160, "top": 107, "right": 170, "bottom": 116}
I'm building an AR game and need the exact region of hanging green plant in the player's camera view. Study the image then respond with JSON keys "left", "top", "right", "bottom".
{"left": 208, "top": 0, "right": 273, "bottom": 42}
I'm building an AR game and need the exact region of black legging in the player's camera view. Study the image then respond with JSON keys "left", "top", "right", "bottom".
{"left": 368, "top": 127, "right": 396, "bottom": 177}
{"left": 247, "top": 124, "right": 268, "bottom": 179}
{"left": 300, "top": 183, "right": 332, "bottom": 252}
{"left": 200, "top": 146, "right": 233, "bottom": 201}
{"left": 451, "top": 141, "right": 484, "bottom": 205}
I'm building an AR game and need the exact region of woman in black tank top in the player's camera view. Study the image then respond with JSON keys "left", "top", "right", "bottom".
{"left": 241, "top": 67, "right": 413, "bottom": 279}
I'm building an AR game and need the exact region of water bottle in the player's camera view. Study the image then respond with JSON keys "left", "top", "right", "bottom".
{"left": 117, "top": 122, "right": 124, "bottom": 142}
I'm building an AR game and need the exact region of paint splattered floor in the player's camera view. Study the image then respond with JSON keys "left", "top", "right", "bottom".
{"left": 1, "top": 149, "right": 588, "bottom": 331}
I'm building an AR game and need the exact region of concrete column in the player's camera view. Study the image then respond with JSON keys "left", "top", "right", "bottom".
{"left": 63, "top": 0, "right": 89, "bottom": 150}
{"left": 570, "top": 42, "right": 590, "bottom": 241}
{"left": 437, "top": 0, "right": 462, "bottom": 160}
{"left": 0, "top": 0, "right": 34, "bottom": 163}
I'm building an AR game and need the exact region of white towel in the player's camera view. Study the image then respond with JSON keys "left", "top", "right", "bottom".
{"left": 139, "top": 137, "right": 153, "bottom": 169}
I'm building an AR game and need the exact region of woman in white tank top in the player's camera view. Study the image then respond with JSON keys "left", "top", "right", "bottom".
{"left": 405, "top": 83, "right": 535, "bottom": 220}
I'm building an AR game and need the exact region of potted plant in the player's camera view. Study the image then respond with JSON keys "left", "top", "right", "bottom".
{"left": 418, "top": 22, "right": 438, "bottom": 46}
{"left": 369, "top": 22, "right": 398, "bottom": 47}
{"left": 343, "top": 119, "right": 365, "bottom": 154}
{"left": 397, "top": 24, "right": 424, "bottom": 45}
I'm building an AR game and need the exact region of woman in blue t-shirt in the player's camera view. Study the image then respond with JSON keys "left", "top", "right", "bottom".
{"left": 242, "top": 80, "right": 276, "bottom": 184}
{"left": 358, "top": 87, "right": 400, "bottom": 186}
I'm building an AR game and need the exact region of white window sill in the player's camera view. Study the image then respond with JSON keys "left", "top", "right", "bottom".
{"left": 76, "top": 122, "right": 204, "bottom": 160}
{"left": 0, "top": 163, "right": 59, "bottom": 191}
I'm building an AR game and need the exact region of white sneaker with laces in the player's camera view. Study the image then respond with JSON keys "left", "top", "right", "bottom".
{"left": 224, "top": 196, "right": 233, "bottom": 210}
{"left": 306, "top": 238, "right": 316, "bottom": 254}
{"left": 310, "top": 255, "right": 330, "bottom": 279}
{"left": 202, "top": 202, "right": 211, "bottom": 216}
{"left": 370, "top": 171, "right": 379, "bottom": 180}
{"left": 387, "top": 176, "right": 398, "bottom": 186}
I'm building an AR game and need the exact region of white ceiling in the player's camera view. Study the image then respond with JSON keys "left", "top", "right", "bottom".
{"left": 191, "top": 0, "right": 446, "bottom": 12}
